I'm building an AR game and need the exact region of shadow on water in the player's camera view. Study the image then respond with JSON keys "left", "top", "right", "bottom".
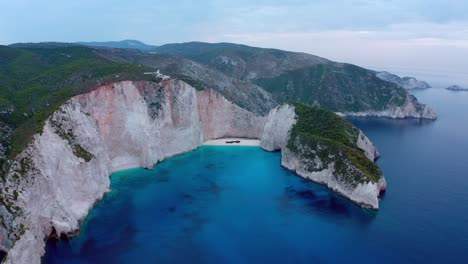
{"left": 44, "top": 184, "right": 138, "bottom": 263}
{"left": 279, "top": 182, "right": 377, "bottom": 228}
{"left": 346, "top": 116, "right": 436, "bottom": 130}
{"left": 46, "top": 228, "right": 138, "bottom": 263}
{"left": 112, "top": 168, "right": 170, "bottom": 191}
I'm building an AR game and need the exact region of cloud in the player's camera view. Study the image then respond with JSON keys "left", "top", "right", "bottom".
{"left": 204, "top": 0, "right": 468, "bottom": 33}
{"left": 2, "top": 0, "right": 468, "bottom": 44}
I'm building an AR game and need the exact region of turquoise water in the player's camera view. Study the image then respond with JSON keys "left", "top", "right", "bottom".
{"left": 45, "top": 88, "right": 468, "bottom": 263}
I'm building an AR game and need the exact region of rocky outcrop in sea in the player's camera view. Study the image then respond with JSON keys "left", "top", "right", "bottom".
{"left": 376, "top": 71, "right": 431, "bottom": 90}
{"left": 446, "top": 85, "right": 468, "bottom": 91}
{"left": 336, "top": 94, "right": 437, "bottom": 119}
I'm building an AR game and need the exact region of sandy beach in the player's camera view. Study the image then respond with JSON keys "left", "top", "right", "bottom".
{"left": 202, "top": 138, "right": 261, "bottom": 146}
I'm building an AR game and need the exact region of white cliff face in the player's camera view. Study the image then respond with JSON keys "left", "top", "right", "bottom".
{"left": 1, "top": 80, "right": 265, "bottom": 264}
{"left": 338, "top": 94, "right": 437, "bottom": 119}
{"left": 77, "top": 80, "right": 204, "bottom": 171}
{"left": 280, "top": 141, "right": 385, "bottom": 209}
{"left": 260, "top": 105, "right": 296, "bottom": 151}
{"left": 357, "top": 131, "right": 380, "bottom": 161}
{"left": 197, "top": 89, "right": 266, "bottom": 140}
{"left": 4, "top": 121, "right": 111, "bottom": 263}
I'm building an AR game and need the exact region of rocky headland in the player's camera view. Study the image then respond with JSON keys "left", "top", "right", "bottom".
{"left": 376, "top": 71, "right": 431, "bottom": 90}
{"left": 446, "top": 85, "right": 468, "bottom": 91}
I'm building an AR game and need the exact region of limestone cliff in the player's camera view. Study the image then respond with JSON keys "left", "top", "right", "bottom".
{"left": 280, "top": 145, "right": 386, "bottom": 209}
{"left": 260, "top": 104, "right": 385, "bottom": 209}
{"left": 337, "top": 94, "right": 437, "bottom": 119}
{"left": 376, "top": 71, "right": 431, "bottom": 90}
{"left": 260, "top": 105, "right": 297, "bottom": 151}
{"left": 0, "top": 80, "right": 383, "bottom": 263}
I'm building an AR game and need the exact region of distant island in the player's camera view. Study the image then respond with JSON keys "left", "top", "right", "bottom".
{"left": 446, "top": 85, "right": 468, "bottom": 91}
{"left": 376, "top": 71, "right": 431, "bottom": 90}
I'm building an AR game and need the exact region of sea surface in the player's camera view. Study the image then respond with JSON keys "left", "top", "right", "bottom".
{"left": 45, "top": 88, "right": 468, "bottom": 263}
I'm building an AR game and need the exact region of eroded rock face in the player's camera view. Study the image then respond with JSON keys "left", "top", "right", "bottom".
{"left": 376, "top": 71, "right": 431, "bottom": 90}
{"left": 260, "top": 105, "right": 296, "bottom": 151}
{"left": 280, "top": 142, "right": 386, "bottom": 209}
{"left": 259, "top": 105, "right": 385, "bottom": 209}
{"left": 0, "top": 81, "right": 384, "bottom": 263}
{"left": 197, "top": 89, "right": 265, "bottom": 140}
{"left": 338, "top": 94, "right": 437, "bottom": 119}
{"left": 357, "top": 131, "right": 380, "bottom": 161}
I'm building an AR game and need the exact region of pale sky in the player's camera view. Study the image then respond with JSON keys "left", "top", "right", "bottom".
{"left": 1, "top": 0, "right": 467, "bottom": 86}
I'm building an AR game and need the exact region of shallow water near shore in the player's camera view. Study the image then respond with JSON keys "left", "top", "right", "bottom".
{"left": 45, "top": 88, "right": 468, "bottom": 263}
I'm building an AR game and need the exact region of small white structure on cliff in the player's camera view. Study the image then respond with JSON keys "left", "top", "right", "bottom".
{"left": 144, "top": 70, "right": 170, "bottom": 80}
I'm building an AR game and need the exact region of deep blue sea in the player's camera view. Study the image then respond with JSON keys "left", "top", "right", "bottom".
{"left": 45, "top": 88, "right": 468, "bottom": 263}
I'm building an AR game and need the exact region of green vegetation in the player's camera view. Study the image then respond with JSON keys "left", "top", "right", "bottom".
{"left": 174, "top": 77, "right": 205, "bottom": 91}
{"left": 155, "top": 42, "right": 409, "bottom": 114}
{"left": 155, "top": 42, "right": 267, "bottom": 65}
{"left": 50, "top": 118, "right": 94, "bottom": 162}
{"left": 292, "top": 104, "right": 359, "bottom": 147}
{"left": 0, "top": 45, "right": 154, "bottom": 159}
{"left": 71, "top": 144, "right": 94, "bottom": 162}
{"left": 255, "top": 63, "right": 408, "bottom": 112}
{"left": 287, "top": 104, "right": 382, "bottom": 186}
{"left": 254, "top": 64, "right": 327, "bottom": 104}
{"left": 49, "top": 119, "right": 75, "bottom": 142}
{"left": 0, "top": 191, "right": 22, "bottom": 216}
{"left": 15, "top": 158, "right": 33, "bottom": 177}
{"left": 8, "top": 223, "right": 27, "bottom": 255}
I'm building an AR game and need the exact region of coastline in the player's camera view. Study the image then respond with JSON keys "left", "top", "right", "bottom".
{"left": 202, "top": 138, "right": 261, "bottom": 146}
